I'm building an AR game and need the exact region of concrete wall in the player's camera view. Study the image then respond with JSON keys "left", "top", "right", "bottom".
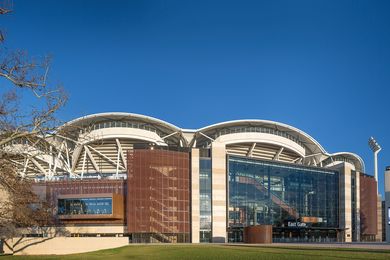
{"left": 4, "top": 237, "right": 128, "bottom": 255}
{"left": 191, "top": 148, "right": 200, "bottom": 243}
{"left": 63, "top": 225, "right": 126, "bottom": 234}
{"left": 211, "top": 142, "right": 227, "bottom": 243}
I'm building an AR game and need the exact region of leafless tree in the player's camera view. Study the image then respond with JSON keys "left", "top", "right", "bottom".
{"left": 0, "top": 2, "right": 67, "bottom": 242}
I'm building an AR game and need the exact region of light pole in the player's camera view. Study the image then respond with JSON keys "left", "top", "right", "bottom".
{"left": 368, "top": 137, "right": 382, "bottom": 193}
{"left": 304, "top": 191, "right": 315, "bottom": 216}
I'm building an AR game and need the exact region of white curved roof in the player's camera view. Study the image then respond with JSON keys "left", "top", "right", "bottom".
{"left": 57, "top": 113, "right": 365, "bottom": 173}
{"left": 60, "top": 112, "right": 182, "bottom": 132}
{"left": 195, "top": 119, "right": 327, "bottom": 155}
{"left": 326, "top": 152, "right": 365, "bottom": 172}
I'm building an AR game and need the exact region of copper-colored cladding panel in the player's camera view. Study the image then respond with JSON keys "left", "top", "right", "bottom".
{"left": 243, "top": 225, "right": 273, "bottom": 244}
{"left": 127, "top": 149, "right": 190, "bottom": 235}
{"left": 360, "top": 173, "right": 378, "bottom": 235}
{"left": 44, "top": 179, "right": 126, "bottom": 224}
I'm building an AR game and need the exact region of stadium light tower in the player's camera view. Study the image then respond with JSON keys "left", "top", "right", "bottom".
{"left": 368, "top": 136, "right": 382, "bottom": 193}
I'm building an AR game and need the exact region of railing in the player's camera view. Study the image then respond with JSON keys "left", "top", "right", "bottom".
{"left": 215, "top": 126, "right": 305, "bottom": 148}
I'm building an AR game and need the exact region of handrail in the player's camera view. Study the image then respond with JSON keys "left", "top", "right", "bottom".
{"left": 236, "top": 176, "right": 299, "bottom": 219}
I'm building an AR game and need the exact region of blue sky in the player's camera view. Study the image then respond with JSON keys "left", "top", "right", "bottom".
{"left": 2, "top": 0, "right": 390, "bottom": 195}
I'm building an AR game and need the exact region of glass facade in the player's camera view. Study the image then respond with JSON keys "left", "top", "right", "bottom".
{"left": 58, "top": 197, "right": 112, "bottom": 215}
{"left": 199, "top": 158, "right": 212, "bottom": 242}
{"left": 351, "top": 170, "right": 357, "bottom": 241}
{"left": 228, "top": 156, "right": 339, "bottom": 242}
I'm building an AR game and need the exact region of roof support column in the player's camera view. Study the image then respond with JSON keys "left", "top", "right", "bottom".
{"left": 211, "top": 141, "right": 227, "bottom": 243}
{"left": 273, "top": 147, "right": 284, "bottom": 161}
{"left": 191, "top": 148, "right": 200, "bottom": 243}
{"left": 247, "top": 143, "right": 256, "bottom": 158}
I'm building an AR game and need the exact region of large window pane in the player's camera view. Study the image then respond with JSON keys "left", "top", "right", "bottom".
{"left": 57, "top": 197, "right": 112, "bottom": 215}
{"left": 228, "top": 156, "right": 339, "bottom": 242}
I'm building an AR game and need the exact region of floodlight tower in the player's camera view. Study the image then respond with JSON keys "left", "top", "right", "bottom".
{"left": 368, "top": 136, "right": 382, "bottom": 193}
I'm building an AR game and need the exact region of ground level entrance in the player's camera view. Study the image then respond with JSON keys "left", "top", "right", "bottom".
{"left": 228, "top": 227, "right": 342, "bottom": 243}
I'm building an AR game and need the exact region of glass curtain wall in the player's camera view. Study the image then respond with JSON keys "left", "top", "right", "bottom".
{"left": 228, "top": 156, "right": 339, "bottom": 242}
{"left": 351, "top": 170, "right": 357, "bottom": 241}
{"left": 199, "top": 158, "right": 212, "bottom": 242}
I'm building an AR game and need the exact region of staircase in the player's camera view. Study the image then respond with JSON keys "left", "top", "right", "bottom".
{"left": 150, "top": 232, "right": 171, "bottom": 243}
{"left": 237, "top": 176, "right": 299, "bottom": 219}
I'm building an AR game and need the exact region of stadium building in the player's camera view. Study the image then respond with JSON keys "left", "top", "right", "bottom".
{"left": 7, "top": 112, "right": 382, "bottom": 244}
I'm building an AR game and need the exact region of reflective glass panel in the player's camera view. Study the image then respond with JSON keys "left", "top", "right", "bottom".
{"left": 57, "top": 197, "right": 112, "bottom": 215}
{"left": 228, "top": 156, "right": 339, "bottom": 232}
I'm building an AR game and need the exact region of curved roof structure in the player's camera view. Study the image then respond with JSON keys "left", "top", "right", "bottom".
{"left": 9, "top": 112, "right": 366, "bottom": 179}
{"left": 59, "top": 112, "right": 188, "bottom": 147}
{"left": 324, "top": 152, "right": 365, "bottom": 172}
{"left": 194, "top": 119, "right": 327, "bottom": 155}
{"left": 60, "top": 112, "right": 182, "bottom": 133}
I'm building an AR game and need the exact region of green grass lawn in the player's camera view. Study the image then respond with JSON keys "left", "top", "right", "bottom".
{"left": 2, "top": 245, "right": 390, "bottom": 259}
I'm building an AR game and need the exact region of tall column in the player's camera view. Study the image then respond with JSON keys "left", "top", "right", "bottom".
{"left": 355, "top": 171, "right": 361, "bottom": 242}
{"left": 191, "top": 148, "right": 200, "bottom": 243}
{"left": 338, "top": 164, "right": 353, "bottom": 242}
{"left": 211, "top": 142, "right": 227, "bottom": 243}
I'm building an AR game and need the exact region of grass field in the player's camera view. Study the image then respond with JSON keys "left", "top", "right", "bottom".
{"left": 2, "top": 244, "right": 390, "bottom": 260}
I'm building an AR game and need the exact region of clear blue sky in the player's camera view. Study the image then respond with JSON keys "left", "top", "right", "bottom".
{"left": 3, "top": 0, "right": 390, "bottom": 195}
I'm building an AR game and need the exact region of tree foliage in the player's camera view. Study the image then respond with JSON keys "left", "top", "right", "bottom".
{"left": 0, "top": 3, "right": 67, "bottom": 239}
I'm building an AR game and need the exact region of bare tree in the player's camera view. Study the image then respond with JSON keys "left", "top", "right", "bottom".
{"left": 0, "top": 2, "right": 67, "bottom": 242}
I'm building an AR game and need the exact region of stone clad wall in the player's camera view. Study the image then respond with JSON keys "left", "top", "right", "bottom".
{"left": 4, "top": 237, "right": 128, "bottom": 255}
{"left": 211, "top": 142, "right": 227, "bottom": 243}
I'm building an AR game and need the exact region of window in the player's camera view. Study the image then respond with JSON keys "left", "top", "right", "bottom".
{"left": 57, "top": 197, "right": 112, "bottom": 215}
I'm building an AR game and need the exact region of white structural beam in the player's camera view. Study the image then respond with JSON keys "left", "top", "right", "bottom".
{"left": 304, "top": 152, "right": 323, "bottom": 158}
{"left": 273, "top": 147, "right": 284, "bottom": 161}
{"left": 84, "top": 145, "right": 100, "bottom": 173}
{"left": 247, "top": 143, "right": 257, "bottom": 157}
{"left": 64, "top": 141, "right": 71, "bottom": 170}
{"left": 22, "top": 158, "right": 29, "bottom": 178}
{"left": 115, "top": 139, "right": 127, "bottom": 169}
{"left": 292, "top": 157, "right": 303, "bottom": 164}
{"left": 115, "top": 145, "right": 121, "bottom": 178}
{"left": 81, "top": 149, "right": 87, "bottom": 179}
{"left": 161, "top": 131, "right": 178, "bottom": 140}
{"left": 87, "top": 145, "right": 126, "bottom": 170}
{"left": 52, "top": 142, "right": 64, "bottom": 176}
{"left": 312, "top": 157, "right": 317, "bottom": 166}
{"left": 10, "top": 159, "right": 36, "bottom": 175}
{"left": 198, "top": 132, "right": 215, "bottom": 142}
{"left": 48, "top": 146, "right": 53, "bottom": 179}
{"left": 30, "top": 158, "right": 47, "bottom": 178}
{"left": 71, "top": 146, "right": 83, "bottom": 173}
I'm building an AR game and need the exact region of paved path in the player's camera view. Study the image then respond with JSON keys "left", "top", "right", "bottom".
{"left": 227, "top": 242, "right": 390, "bottom": 250}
